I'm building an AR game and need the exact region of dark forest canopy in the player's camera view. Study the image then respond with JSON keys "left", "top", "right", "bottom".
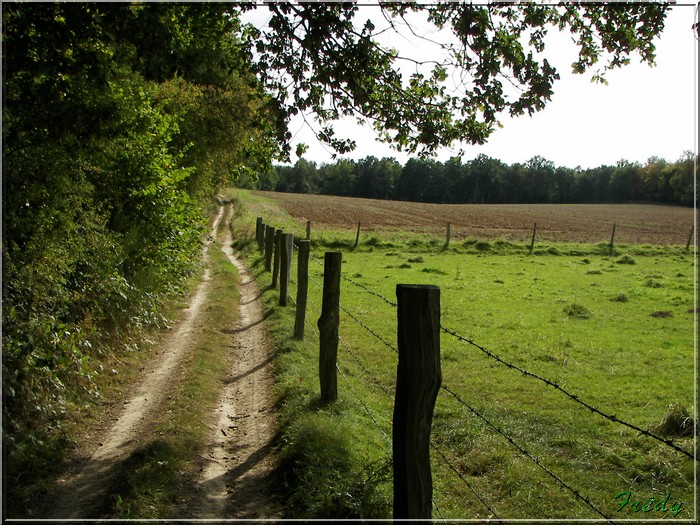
{"left": 1, "top": 2, "right": 681, "bottom": 499}
{"left": 248, "top": 152, "right": 695, "bottom": 207}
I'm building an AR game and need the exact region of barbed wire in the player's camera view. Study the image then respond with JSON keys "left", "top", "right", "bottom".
{"left": 333, "top": 271, "right": 694, "bottom": 460}
{"left": 338, "top": 331, "right": 499, "bottom": 520}
{"left": 440, "top": 325, "right": 696, "bottom": 461}
{"left": 281, "top": 256, "right": 600, "bottom": 520}
{"left": 256, "top": 229, "right": 693, "bottom": 519}
{"left": 338, "top": 335, "right": 395, "bottom": 401}
{"left": 341, "top": 273, "right": 398, "bottom": 308}
{"left": 317, "top": 281, "right": 498, "bottom": 520}
{"left": 335, "top": 362, "right": 392, "bottom": 446}
{"left": 308, "top": 272, "right": 324, "bottom": 292}
{"left": 335, "top": 306, "right": 501, "bottom": 521}
{"left": 306, "top": 294, "right": 322, "bottom": 316}
{"left": 339, "top": 302, "right": 398, "bottom": 355}
{"left": 305, "top": 315, "right": 320, "bottom": 339}
{"left": 430, "top": 440, "right": 500, "bottom": 520}
{"left": 309, "top": 251, "right": 325, "bottom": 267}
{"left": 441, "top": 384, "right": 611, "bottom": 521}
{"left": 339, "top": 332, "right": 492, "bottom": 523}
{"left": 433, "top": 499, "right": 446, "bottom": 521}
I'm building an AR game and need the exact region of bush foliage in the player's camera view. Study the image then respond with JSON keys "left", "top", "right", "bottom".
{"left": 1, "top": 3, "right": 278, "bottom": 494}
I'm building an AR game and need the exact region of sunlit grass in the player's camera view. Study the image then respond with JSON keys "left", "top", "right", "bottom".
{"left": 233, "top": 188, "right": 696, "bottom": 520}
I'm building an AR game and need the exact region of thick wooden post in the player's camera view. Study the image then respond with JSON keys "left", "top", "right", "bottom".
{"left": 262, "top": 224, "right": 268, "bottom": 254}
{"left": 354, "top": 222, "right": 361, "bottom": 248}
{"left": 393, "top": 284, "right": 441, "bottom": 520}
{"left": 272, "top": 229, "right": 283, "bottom": 288}
{"left": 686, "top": 225, "right": 694, "bottom": 253}
{"left": 255, "top": 217, "right": 264, "bottom": 252}
{"left": 529, "top": 223, "right": 537, "bottom": 254}
{"left": 317, "top": 252, "right": 342, "bottom": 404}
{"left": 306, "top": 220, "right": 312, "bottom": 240}
{"left": 264, "top": 226, "right": 275, "bottom": 272}
{"left": 609, "top": 222, "right": 617, "bottom": 256}
{"left": 280, "top": 233, "right": 294, "bottom": 306}
{"left": 294, "top": 240, "right": 310, "bottom": 339}
{"left": 445, "top": 222, "right": 451, "bottom": 248}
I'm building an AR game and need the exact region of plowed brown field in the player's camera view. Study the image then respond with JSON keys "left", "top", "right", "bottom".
{"left": 253, "top": 191, "right": 695, "bottom": 245}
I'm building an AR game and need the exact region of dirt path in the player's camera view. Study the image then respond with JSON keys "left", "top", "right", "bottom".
{"left": 45, "top": 203, "right": 280, "bottom": 519}
{"left": 190, "top": 204, "right": 281, "bottom": 519}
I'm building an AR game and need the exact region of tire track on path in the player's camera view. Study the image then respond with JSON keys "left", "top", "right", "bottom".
{"left": 191, "top": 201, "right": 281, "bottom": 519}
{"left": 48, "top": 205, "right": 226, "bottom": 519}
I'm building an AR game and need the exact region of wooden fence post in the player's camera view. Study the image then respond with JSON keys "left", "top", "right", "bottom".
{"left": 272, "top": 229, "right": 282, "bottom": 288}
{"left": 306, "top": 220, "right": 312, "bottom": 240}
{"left": 393, "top": 284, "right": 441, "bottom": 520}
{"left": 265, "top": 226, "right": 275, "bottom": 272}
{"left": 294, "top": 240, "right": 310, "bottom": 340}
{"left": 609, "top": 222, "right": 616, "bottom": 256}
{"left": 354, "top": 222, "right": 361, "bottom": 248}
{"left": 318, "top": 252, "right": 342, "bottom": 404}
{"left": 444, "top": 222, "right": 451, "bottom": 249}
{"left": 280, "top": 233, "right": 294, "bottom": 306}
{"left": 686, "top": 225, "right": 694, "bottom": 253}
{"left": 255, "top": 217, "right": 264, "bottom": 252}
{"left": 529, "top": 223, "right": 537, "bottom": 254}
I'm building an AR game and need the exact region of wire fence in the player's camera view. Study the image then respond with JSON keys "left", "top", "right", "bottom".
{"left": 328, "top": 275, "right": 612, "bottom": 519}
{"left": 299, "top": 264, "right": 501, "bottom": 518}
{"left": 260, "top": 222, "right": 694, "bottom": 519}
{"left": 330, "top": 261, "right": 696, "bottom": 461}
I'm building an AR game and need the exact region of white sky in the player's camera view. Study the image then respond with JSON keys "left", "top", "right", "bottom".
{"left": 246, "top": 4, "right": 698, "bottom": 169}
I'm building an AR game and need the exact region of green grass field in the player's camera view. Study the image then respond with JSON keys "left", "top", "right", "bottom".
{"left": 229, "top": 189, "right": 696, "bottom": 520}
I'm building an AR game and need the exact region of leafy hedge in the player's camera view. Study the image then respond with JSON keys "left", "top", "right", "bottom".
{"left": 1, "top": 3, "right": 277, "bottom": 504}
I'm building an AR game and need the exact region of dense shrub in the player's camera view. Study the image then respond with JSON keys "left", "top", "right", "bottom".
{"left": 2, "top": 4, "right": 277, "bottom": 504}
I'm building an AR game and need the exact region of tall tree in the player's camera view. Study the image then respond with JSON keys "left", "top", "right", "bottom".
{"left": 319, "top": 159, "right": 357, "bottom": 196}
{"left": 610, "top": 160, "right": 643, "bottom": 202}
{"left": 553, "top": 166, "right": 575, "bottom": 204}
{"left": 525, "top": 156, "right": 556, "bottom": 203}
{"left": 468, "top": 154, "right": 505, "bottom": 204}
{"left": 642, "top": 156, "right": 672, "bottom": 203}
{"left": 397, "top": 158, "right": 432, "bottom": 202}
{"left": 668, "top": 151, "right": 695, "bottom": 207}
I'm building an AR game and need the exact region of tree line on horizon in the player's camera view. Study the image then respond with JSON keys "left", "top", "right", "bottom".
{"left": 245, "top": 152, "right": 695, "bottom": 207}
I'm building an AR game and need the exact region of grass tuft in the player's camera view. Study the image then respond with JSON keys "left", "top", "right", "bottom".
{"left": 644, "top": 278, "right": 662, "bottom": 288}
{"left": 279, "top": 414, "right": 391, "bottom": 519}
{"left": 653, "top": 403, "right": 695, "bottom": 437}
{"left": 421, "top": 267, "right": 448, "bottom": 275}
{"left": 563, "top": 302, "right": 591, "bottom": 319}
{"left": 610, "top": 293, "right": 629, "bottom": 303}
